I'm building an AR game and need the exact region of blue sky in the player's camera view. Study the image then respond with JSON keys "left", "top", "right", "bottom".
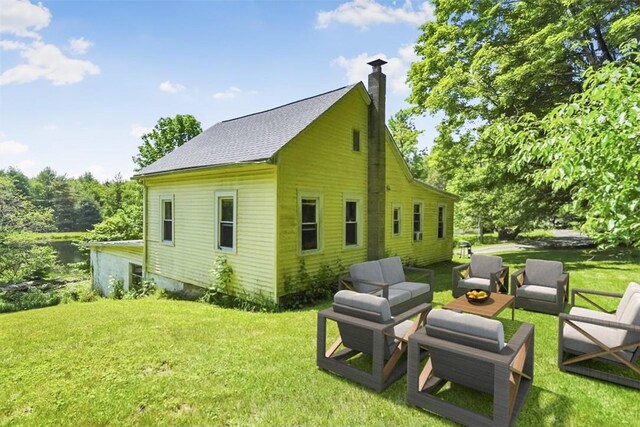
{"left": 0, "top": 0, "right": 438, "bottom": 181}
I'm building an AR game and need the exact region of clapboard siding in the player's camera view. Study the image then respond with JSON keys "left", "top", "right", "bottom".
{"left": 144, "top": 165, "right": 277, "bottom": 297}
{"left": 384, "top": 139, "right": 455, "bottom": 264}
{"left": 276, "top": 86, "right": 370, "bottom": 294}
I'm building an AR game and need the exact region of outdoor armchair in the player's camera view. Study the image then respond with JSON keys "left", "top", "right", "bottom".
{"left": 510, "top": 259, "right": 569, "bottom": 315}
{"left": 452, "top": 254, "right": 509, "bottom": 298}
{"left": 317, "top": 290, "right": 431, "bottom": 391}
{"left": 407, "top": 310, "right": 534, "bottom": 427}
{"left": 558, "top": 282, "right": 640, "bottom": 389}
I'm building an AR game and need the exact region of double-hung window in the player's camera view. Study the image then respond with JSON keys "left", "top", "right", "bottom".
{"left": 392, "top": 205, "right": 401, "bottom": 236}
{"left": 413, "top": 202, "right": 423, "bottom": 241}
{"left": 301, "top": 198, "right": 319, "bottom": 252}
{"left": 161, "top": 197, "right": 173, "bottom": 243}
{"left": 216, "top": 191, "right": 236, "bottom": 252}
{"left": 437, "top": 205, "right": 445, "bottom": 239}
{"left": 345, "top": 200, "right": 358, "bottom": 246}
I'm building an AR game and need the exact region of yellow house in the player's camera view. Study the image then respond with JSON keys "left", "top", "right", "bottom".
{"left": 90, "top": 60, "right": 457, "bottom": 301}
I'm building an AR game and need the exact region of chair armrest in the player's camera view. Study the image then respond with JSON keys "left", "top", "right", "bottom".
{"left": 556, "top": 272, "right": 569, "bottom": 300}
{"left": 392, "top": 303, "right": 432, "bottom": 324}
{"left": 452, "top": 263, "right": 470, "bottom": 279}
{"left": 341, "top": 276, "right": 390, "bottom": 299}
{"left": 571, "top": 288, "right": 623, "bottom": 308}
{"left": 559, "top": 313, "right": 640, "bottom": 333}
{"left": 319, "top": 308, "right": 395, "bottom": 332}
{"left": 404, "top": 266, "right": 435, "bottom": 286}
{"left": 490, "top": 266, "right": 510, "bottom": 293}
{"left": 510, "top": 268, "right": 525, "bottom": 294}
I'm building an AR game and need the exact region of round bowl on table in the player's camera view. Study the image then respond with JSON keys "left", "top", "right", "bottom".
{"left": 465, "top": 289, "right": 491, "bottom": 304}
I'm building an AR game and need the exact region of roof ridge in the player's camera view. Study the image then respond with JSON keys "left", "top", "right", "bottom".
{"left": 220, "top": 84, "right": 357, "bottom": 124}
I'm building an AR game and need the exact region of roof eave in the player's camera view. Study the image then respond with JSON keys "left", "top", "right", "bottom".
{"left": 133, "top": 158, "right": 274, "bottom": 179}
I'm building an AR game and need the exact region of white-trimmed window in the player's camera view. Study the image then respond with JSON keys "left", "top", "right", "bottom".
{"left": 300, "top": 196, "right": 321, "bottom": 252}
{"left": 344, "top": 196, "right": 362, "bottom": 247}
{"left": 413, "top": 202, "right": 423, "bottom": 241}
{"left": 161, "top": 197, "right": 174, "bottom": 244}
{"left": 392, "top": 205, "right": 401, "bottom": 236}
{"left": 216, "top": 191, "right": 237, "bottom": 252}
{"left": 438, "top": 205, "right": 445, "bottom": 239}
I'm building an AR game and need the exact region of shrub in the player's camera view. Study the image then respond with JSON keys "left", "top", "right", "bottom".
{"left": 109, "top": 277, "right": 125, "bottom": 300}
{"left": 0, "top": 288, "right": 61, "bottom": 313}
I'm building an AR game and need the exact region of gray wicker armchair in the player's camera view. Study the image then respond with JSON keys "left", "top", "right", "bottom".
{"left": 407, "top": 310, "right": 534, "bottom": 427}
{"left": 452, "top": 255, "right": 509, "bottom": 298}
{"left": 510, "top": 259, "right": 569, "bottom": 315}
{"left": 317, "top": 290, "right": 431, "bottom": 391}
{"left": 558, "top": 282, "right": 640, "bottom": 389}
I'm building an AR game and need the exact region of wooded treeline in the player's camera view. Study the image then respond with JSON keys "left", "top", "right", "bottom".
{"left": 0, "top": 167, "right": 141, "bottom": 233}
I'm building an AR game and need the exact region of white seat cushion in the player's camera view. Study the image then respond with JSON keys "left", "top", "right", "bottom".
{"left": 569, "top": 306, "right": 615, "bottom": 322}
{"left": 350, "top": 260, "right": 384, "bottom": 293}
{"left": 373, "top": 288, "right": 412, "bottom": 307}
{"left": 617, "top": 293, "right": 640, "bottom": 348}
{"left": 391, "top": 281, "right": 430, "bottom": 298}
{"left": 459, "top": 277, "right": 491, "bottom": 291}
{"left": 470, "top": 255, "right": 502, "bottom": 279}
{"left": 525, "top": 259, "right": 563, "bottom": 288}
{"left": 427, "top": 309, "right": 505, "bottom": 351}
{"left": 563, "top": 317, "right": 633, "bottom": 362}
{"left": 379, "top": 256, "right": 405, "bottom": 285}
{"left": 616, "top": 282, "right": 640, "bottom": 320}
{"left": 517, "top": 284, "right": 557, "bottom": 302}
{"left": 333, "top": 290, "right": 392, "bottom": 322}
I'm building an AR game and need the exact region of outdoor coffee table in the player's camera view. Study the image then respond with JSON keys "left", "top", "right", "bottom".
{"left": 443, "top": 292, "right": 515, "bottom": 320}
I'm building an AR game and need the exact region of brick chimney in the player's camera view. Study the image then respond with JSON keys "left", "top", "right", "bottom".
{"left": 367, "top": 59, "right": 387, "bottom": 260}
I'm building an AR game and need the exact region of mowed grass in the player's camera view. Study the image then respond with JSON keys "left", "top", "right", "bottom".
{"left": 1, "top": 248, "right": 639, "bottom": 426}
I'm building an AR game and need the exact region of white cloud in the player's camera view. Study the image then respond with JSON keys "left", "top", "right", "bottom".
{"left": 0, "top": 40, "right": 27, "bottom": 50}
{"left": 0, "top": 0, "right": 51, "bottom": 39}
{"left": 14, "top": 159, "right": 38, "bottom": 176}
{"left": 130, "top": 124, "right": 152, "bottom": 138}
{"left": 332, "top": 45, "right": 418, "bottom": 93}
{"left": 316, "top": 0, "right": 434, "bottom": 29}
{"left": 212, "top": 86, "right": 256, "bottom": 100}
{"left": 0, "top": 139, "right": 28, "bottom": 155}
{"left": 0, "top": 41, "right": 100, "bottom": 85}
{"left": 67, "top": 37, "right": 93, "bottom": 55}
{"left": 159, "top": 80, "right": 185, "bottom": 93}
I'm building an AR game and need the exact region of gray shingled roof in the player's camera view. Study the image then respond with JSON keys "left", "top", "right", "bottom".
{"left": 136, "top": 84, "right": 359, "bottom": 176}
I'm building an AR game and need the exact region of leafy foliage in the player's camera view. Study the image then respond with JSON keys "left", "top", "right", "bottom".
{"left": 388, "top": 109, "right": 428, "bottom": 180}
{"left": 85, "top": 205, "right": 143, "bottom": 242}
{"left": 407, "top": 0, "right": 637, "bottom": 236}
{"left": 132, "top": 114, "right": 202, "bottom": 170}
{"left": 493, "top": 43, "right": 640, "bottom": 247}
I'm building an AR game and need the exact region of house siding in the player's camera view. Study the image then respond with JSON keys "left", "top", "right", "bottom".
{"left": 384, "top": 138, "right": 455, "bottom": 264}
{"left": 143, "top": 164, "right": 277, "bottom": 298}
{"left": 89, "top": 245, "right": 143, "bottom": 295}
{"left": 275, "top": 86, "right": 370, "bottom": 295}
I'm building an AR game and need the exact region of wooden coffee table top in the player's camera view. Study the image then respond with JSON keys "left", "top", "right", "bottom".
{"left": 443, "top": 292, "right": 515, "bottom": 319}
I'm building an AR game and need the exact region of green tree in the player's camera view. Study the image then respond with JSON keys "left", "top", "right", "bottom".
{"left": 388, "top": 109, "right": 428, "bottom": 181}
{"left": 493, "top": 44, "right": 640, "bottom": 247}
{"left": 86, "top": 205, "right": 143, "bottom": 242}
{"left": 407, "top": 0, "right": 637, "bottom": 237}
{"left": 0, "top": 177, "right": 57, "bottom": 284}
{"left": 132, "top": 114, "right": 202, "bottom": 170}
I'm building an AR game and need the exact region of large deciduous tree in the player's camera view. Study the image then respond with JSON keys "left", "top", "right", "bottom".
{"left": 132, "top": 114, "right": 202, "bottom": 170}
{"left": 407, "top": 0, "right": 638, "bottom": 237}
{"left": 492, "top": 45, "right": 640, "bottom": 247}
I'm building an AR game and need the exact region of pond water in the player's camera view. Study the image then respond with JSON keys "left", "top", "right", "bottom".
{"left": 48, "top": 241, "right": 88, "bottom": 265}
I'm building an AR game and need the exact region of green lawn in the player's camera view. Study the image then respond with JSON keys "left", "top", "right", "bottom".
{"left": 1, "top": 248, "right": 638, "bottom": 426}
